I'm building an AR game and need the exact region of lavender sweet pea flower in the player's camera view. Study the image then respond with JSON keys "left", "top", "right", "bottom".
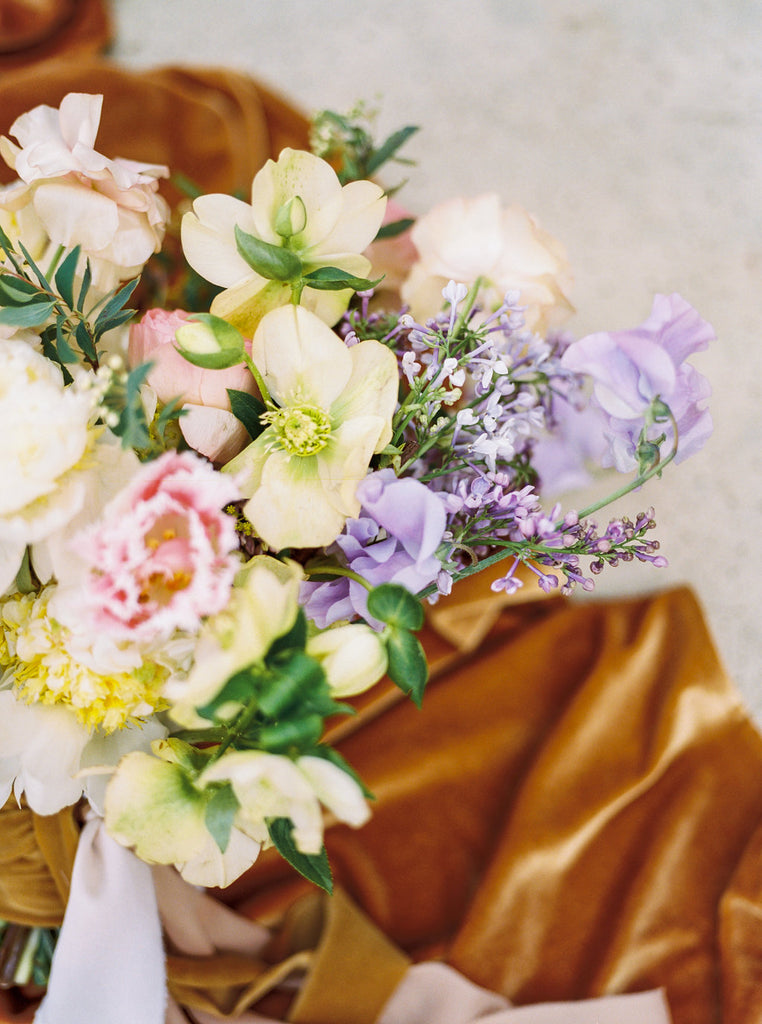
{"left": 561, "top": 293, "right": 713, "bottom": 472}
{"left": 301, "top": 469, "right": 447, "bottom": 629}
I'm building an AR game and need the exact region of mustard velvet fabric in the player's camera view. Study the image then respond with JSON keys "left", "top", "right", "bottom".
{"left": 1, "top": 61, "right": 761, "bottom": 1023}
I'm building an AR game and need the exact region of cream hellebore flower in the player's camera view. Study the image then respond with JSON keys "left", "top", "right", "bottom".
{"left": 202, "top": 751, "right": 370, "bottom": 855}
{"left": 0, "top": 92, "right": 169, "bottom": 292}
{"left": 401, "top": 193, "right": 573, "bottom": 333}
{"left": 104, "top": 739, "right": 262, "bottom": 888}
{"left": 180, "top": 148, "right": 386, "bottom": 334}
{"left": 225, "top": 305, "right": 398, "bottom": 552}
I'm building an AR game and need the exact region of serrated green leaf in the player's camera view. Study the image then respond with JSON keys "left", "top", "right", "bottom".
{"left": 235, "top": 226, "right": 302, "bottom": 282}
{"left": 54, "top": 246, "right": 81, "bottom": 309}
{"left": 384, "top": 627, "right": 428, "bottom": 707}
{"left": 227, "top": 388, "right": 266, "bottom": 441}
{"left": 366, "top": 125, "right": 419, "bottom": 175}
{"left": 205, "top": 784, "right": 240, "bottom": 853}
{"left": 0, "top": 301, "right": 56, "bottom": 327}
{"left": 301, "top": 266, "right": 383, "bottom": 292}
{"left": 374, "top": 217, "right": 415, "bottom": 241}
{"left": 366, "top": 583, "right": 424, "bottom": 630}
{"left": 267, "top": 817, "right": 333, "bottom": 893}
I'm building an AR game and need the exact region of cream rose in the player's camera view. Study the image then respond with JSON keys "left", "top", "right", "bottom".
{"left": 401, "top": 193, "right": 573, "bottom": 333}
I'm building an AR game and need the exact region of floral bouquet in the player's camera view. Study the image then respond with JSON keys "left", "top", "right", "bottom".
{"left": 0, "top": 92, "right": 712, "bottom": 1019}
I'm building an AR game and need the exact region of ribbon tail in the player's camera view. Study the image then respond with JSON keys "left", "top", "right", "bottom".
{"left": 35, "top": 816, "right": 166, "bottom": 1024}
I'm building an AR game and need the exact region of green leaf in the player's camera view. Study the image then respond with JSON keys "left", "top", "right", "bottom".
{"left": 366, "top": 583, "right": 424, "bottom": 630}
{"left": 235, "top": 226, "right": 302, "bottom": 282}
{"left": 227, "top": 388, "right": 266, "bottom": 441}
{"left": 0, "top": 274, "right": 41, "bottom": 304}
{"left": 374, "top": 217, "right": 415, "bottom": 241}
{"left": 77, "top": 260, "right": 92, "bottom": 310}
{"left": 93, "top": 278, "right": 139, "bottom": 333}
{"left": 74, "top": 319, "right": 97, "bottom": 363}
{"left": 258, "top": 714, "right": 324, "bottom": 753}
{"left": 301, "top": 266, "right": 383, "bottom": 292}
{"left": 267, "top": 817, "right": 333, "bottom": 893}
{"left": 258, "top": 651, "right": 326, "bottom": 719}
{"left": 111, "top": 362, "right": 152, "bottom": 450}
{"left": 266, "top": 607, "right": 308, "bottom": 660}
{"left": 384, "top": 627, "right": 428, "bottom": 708}
{"left": 55, "top": 317, "right": 79, "bottom": 364}
{"left": 94, "top": 309, "right": 136, "bottom": 336}
{"left": 366, "top": 125, "right": 419, "bottom": 175}
{"left": 205, "top": 784, "right": 240, "bottom": 853}
{"left": 17, "top": 242, "right": 51, "bottom": 290}
{"left": 13, "top": 548, "right": 36, "bottom": 595}
{"left": 0, "top": 301, "right": 56, "bottom": 327}
{"left": 54, "top": 246, "right": 81, "bottom": 309}
{"left": 196, "top": 666, "right": 261, "bottom": 721}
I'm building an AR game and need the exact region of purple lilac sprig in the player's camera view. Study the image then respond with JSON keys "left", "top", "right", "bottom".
{"left": 431, "top": 470, "right": 665, "bottom": 596}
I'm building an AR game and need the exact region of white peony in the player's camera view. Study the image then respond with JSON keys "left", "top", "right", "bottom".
{"left": 0, "top": 340, "right": 139, "bottom": 593}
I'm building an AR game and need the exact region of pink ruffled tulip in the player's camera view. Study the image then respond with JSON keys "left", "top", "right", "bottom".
{"left": 72, "top": 450, "right": 240, "bottom": 643}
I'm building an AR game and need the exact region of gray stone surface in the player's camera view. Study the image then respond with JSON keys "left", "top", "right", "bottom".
{"left": 110, "top": 0, "right": 762, "bottom": 719}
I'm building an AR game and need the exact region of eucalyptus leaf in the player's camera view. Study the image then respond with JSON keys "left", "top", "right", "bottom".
{"left": 17, "top": 242, "right": 51, "bottom": 290}
{"left": 93, "top": 278, "right": 138, "bottom": 332}
{"left": 267, "top": 817, "right": 333, "bottom": 893}
{"left": 0, "top": 302, "right": 56, "bottom": 328}
{"left": 77, "top": 260, "right": 92, "bottom": 310}
{"left": 0, "top": 275, "right": 41, "bottom": 304}
{"left": 54, "top": 246, "right": 81, "bottom": 309}
{"left": 366, "top": 125, "right": 419, "bottom": 175}
{"left": 55, "top": 318, "right": 79, "bottom": 364}
{"left": 235, "top": 226, "right": 302, "bottom": 282}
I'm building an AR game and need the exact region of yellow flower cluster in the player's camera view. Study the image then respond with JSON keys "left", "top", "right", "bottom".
{"left": 0, "top": 590, "right": 168, "bottom": 732}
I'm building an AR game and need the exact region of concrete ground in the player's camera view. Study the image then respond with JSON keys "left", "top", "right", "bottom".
{"left": 110, "top": 0, "right": 762, "bottom": 721}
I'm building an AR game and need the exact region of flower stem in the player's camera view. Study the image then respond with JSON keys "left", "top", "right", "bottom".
{"left": 242, "top": 351, "right": 272, "bottom": 405}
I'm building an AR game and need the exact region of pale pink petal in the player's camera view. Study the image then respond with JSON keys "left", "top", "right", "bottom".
{"left": 180, "top": 405, "right": 252, "bottom": 463}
